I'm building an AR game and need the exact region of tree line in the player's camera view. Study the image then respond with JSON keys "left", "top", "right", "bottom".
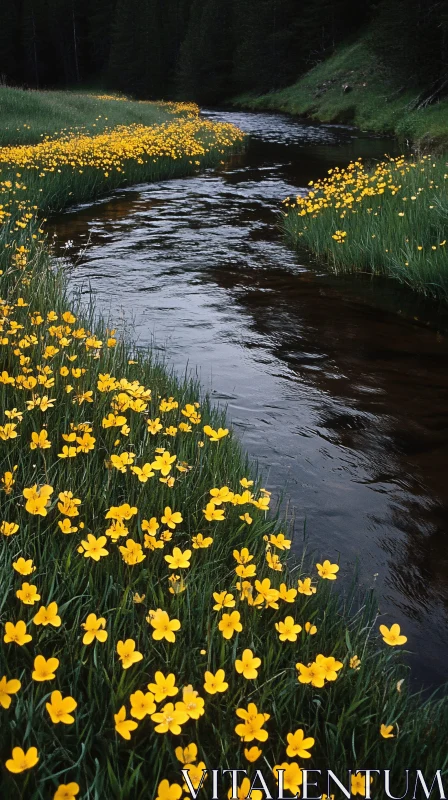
{"left": 1, "top": 0, "right": 447, "bottom": 105}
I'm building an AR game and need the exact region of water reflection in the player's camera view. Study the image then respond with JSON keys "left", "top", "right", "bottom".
{"left": 52, "top": 110, "right": 448, "bottom": 686}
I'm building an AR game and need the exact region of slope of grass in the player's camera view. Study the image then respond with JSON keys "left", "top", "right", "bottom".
{"left": 0, "top": 86, "right": 197, "bottom": 147}
{"left": 233, "top": 39, "right": 448, "bottom": 148}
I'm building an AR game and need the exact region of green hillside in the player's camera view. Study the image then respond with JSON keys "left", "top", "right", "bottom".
{"left": 234, "top": 38, "right": 448, "bottom": 147}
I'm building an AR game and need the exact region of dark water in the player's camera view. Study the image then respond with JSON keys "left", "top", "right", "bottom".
{"left": 52, "top": 110, "right": 448, "bottom": 687}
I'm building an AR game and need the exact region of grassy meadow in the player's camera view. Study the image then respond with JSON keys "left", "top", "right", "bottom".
{"left": 0, "top": 86, "right": 199, "bottom": 147}
{"left": 282, "top": 154, "right": 448, "bottom": 301}
{"left": 1, "top": 88, "right": 448, "bottom": 799}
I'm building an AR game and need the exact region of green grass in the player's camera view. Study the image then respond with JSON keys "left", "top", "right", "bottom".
{"left": 233, "top": 38, "right": 448, "bottom": 148}
{"left": 1, "top": 90, "right": 448, "bottom": 797}
{"left": 282, "top": 153, "right": 448, "bottom": 301}
{"left": 0, "top": 86, "right": 189, "bottom": 147}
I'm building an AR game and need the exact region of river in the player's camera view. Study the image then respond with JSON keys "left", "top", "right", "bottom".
{"left": 51, "top": 110, "right": 448, "bottom": 688}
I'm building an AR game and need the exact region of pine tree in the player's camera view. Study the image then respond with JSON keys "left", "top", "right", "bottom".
{"left": 0, "top": 1, "right": 21, "bottom": 85}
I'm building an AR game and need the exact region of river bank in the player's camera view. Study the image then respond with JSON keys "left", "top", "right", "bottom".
{"left": 1, "top": 94, "right": 448, "bottom": 796}
{"left": 232, "top": 38, "right": 448, "bottom": 149}
{"left": 282, "top": 152, "right": 448, "bottom": 302}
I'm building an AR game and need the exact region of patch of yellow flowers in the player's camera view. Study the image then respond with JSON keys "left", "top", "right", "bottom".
{"left": 282, "top": 153, "right": 448, "bottom": 283}
{"left": 0, "top": 284, "right": 407, "bottom": 796}
{"left": 0, "top": 117, "right": 244, "bottom": 176}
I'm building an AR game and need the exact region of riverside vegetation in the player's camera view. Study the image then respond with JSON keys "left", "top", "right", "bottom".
{"left": 1, "top": 90, "right": 448, "bottom": 799}
{"left": 282, "top": 154, "right": 448, "bottom": 302}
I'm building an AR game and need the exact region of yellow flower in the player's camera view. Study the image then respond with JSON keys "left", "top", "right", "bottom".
{"left": 192, "top": 533, "right": 213, "bottom": 548}
{"left": 147, "top": 608, "right": 181, "bottom": 643}
{"left": 141, "top": 516, "right": 159, "bottom": 534}
{"left": 32, "top": 655, "right": 59, "bottom": 681}
{"left": 161, "top": 506, "right": 183, "bottom": 529}
{"left": 275, "top": 616, "right": 302, "bottom": 642}
{"left": 379, "top": 623, "right": 407, "bottom": 646}
{"left": 53, "top": 782, "right": 80, "bottom": 800}
{"left": 130, "top": 463, "right": 155, "bottom": 482}
{"left": 58, "top": 445, "right": 78, "bottom": 458}
{"left": 351, "top": 772, "right": 373, "bottom": 796}
{"left": 235, "top": 702, "right": 269, "bottom": 742}
{"left": 57, "top": 491, "right": 80, "bottom": 517}
{"left": 380, "top": 723, "right": 395, "bottom": 739}
{"left": 269, "top": 533, "right": 291, "bottom": 550}
{"left": 233, "top": 547, "right": 254, "bottom": 564}
{"left": 151, "top": 702, "right": 189, "bottom": 734}
{"left": 165, "top": 546, "right": 191, "bottom": 569}
{"left": 81, "top": 613, "right": 108, "bottom": 645}
{"left": 110, "top": 451, "right": 135, "bottom": 471}
{"left": 273, "top": 763, "right": 303, "bottom": 795}
{"left": 58, "top": 517, "right": 78, "bottom": 534}
{"left": 203, "top": 424, "right": 229, "bottom": 441}
{"left": 0, "top": 675, "right": 21, "bottom": 708}
{"left": 114, "top": 705, "right": 138, "bottom": 739}
{"left": 286, "top": 728, "right": 315, "bottom": 759}
{"left": 266, "top": 551, "right": 282, "bottom": 571}
{"left": 5, "top": 746, "right": 39, "bottom": 774}
{"left": 244, "top": 746, "right": 262, "bottom": 762}
{"left": 210, "top": 486, "right": 234, "bottom": 504}
{"left": 239, "top": 512, "right": 252, "bottom": 524}
{"left": 76, "top": 432, "right": 96, "bottom": 453}
{"left": 13, "top": 557, "right": 36, "bottom": 575}
{"left": 105, "top": 502, "right": 137, "bottom": 521}
{"left": 316, "top": 560, "right": 339, "bottom": 580}
{"left": 119, "top": 539, "right": 145, "bottom": 565}
{"left": 182, "top": 685, "right": 205, "bottom": 719}
{"left": 30, "top": 429, "right": 51, "bottom": 450}
{"left": 130, "top": 690, "right": 156, "bottom": 719}
{"left": 78, "top": 533, "right": 109, "bottom": 561}
{"left": 23, "top": 483, "right": 53, "bottom": 516}
{"left": 33, "top": 602, "right": 62, "bottom": 627}
{"left": 218, "top": 610, "right": 242, "bottom": 639}
{"left": 102, "top": 413, "right": 127, "bottom": 428}
{"left": 296, "top": 661, "right": 326, "bottom": 688}
{"left": 155, "top": 779, "right": 182, "bottom": 800}
{"left": 183, "top": 762, "right": 207, "bottom": 793}
{"left": 203, "top": 668, "right": 228, "bottom": 694}
{"left": 315, "top": 654, "right": 343, "bottom": 681}
{"left": 254, "top": 578, "right": 279, "bottom": 609}
{"left": 46, "top": 690, "right": 77, "bottom": 724}
{"left": 175, "top": 743, "right": 197, "bottom": 764}
{"left": 147, "top": 417, "right": 163, "bottom": 434}
{"left": 1, "top": 521, "right": 19, "bottom": 537}
{"left": 148, "top": 671, "right": 179, "bottom": 702}
{"left": 1, "top": 467, "right": 17, "bottom": 495}
{"left": 350, "top": 655, "right": 361, "bottom": 669}
{"left": 212, "top": 591, "right": 235, "bottom": 611}
{"left": 235, "top": 648, "right": 261, "bottom": 680}
{"left": 16, "top": 582, "right": 41, "bottom": 605}
{"left": 278, "top": 583, "right": 297, "bottom": 602}
{"left": 4, "top": 620, "right": 33, "bottom": 646}
{"left": 305, "top": 621, "right": 317, "bottom": 635}
{"left": 203, "top": 501, "right": 225, "bottom": 521}
{"left": 116, "top": 639, "right": 143, "bottom": 669}
{"left": 152, "top": 450, "right": 176, "bottom": 475}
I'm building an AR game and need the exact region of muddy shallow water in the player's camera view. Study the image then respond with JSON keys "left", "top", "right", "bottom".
{"left": 52, "top": 110, "right": 448, "bottom": 687}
